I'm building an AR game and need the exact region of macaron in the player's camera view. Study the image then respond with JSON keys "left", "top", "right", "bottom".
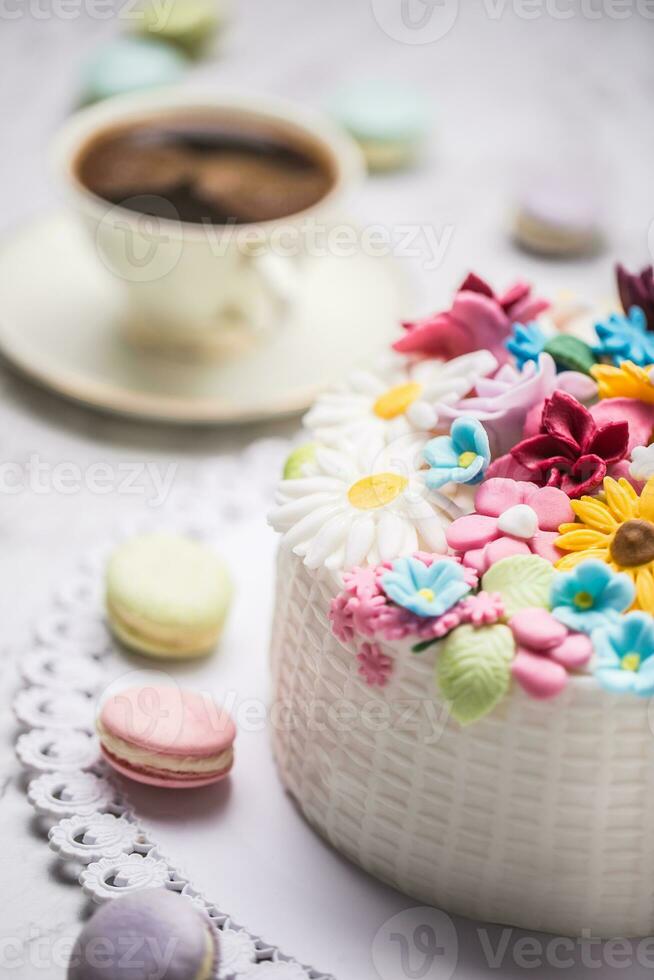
{"left": 97, "top": 686, "right": 236, "bottom": 788}
{"left": 79, "top": 37, "right": 187, "bottom": 105}
{"left": 328, "top": 81, "right": 429, "bottom": 172}
{"left": 106, "top": 533, "right": 232, "bottom": 659}
{"left": 67, "top": 888, "right": 217, "bottom": 980}
{"left": 136, "top": 0, "right": 225, "bottom": 54}
{"left": 512, "top": 181, "right": 604, "bottom": 258}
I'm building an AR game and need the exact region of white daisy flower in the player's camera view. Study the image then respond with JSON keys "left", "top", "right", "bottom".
{"left": 268, "top": 440, "right": 463, "bottom": 572}
{"left": 630, "top": 443, "right": 654, "bottom": 481}
{"left": 303, "top": 350, "right": 498, "bottom": 448}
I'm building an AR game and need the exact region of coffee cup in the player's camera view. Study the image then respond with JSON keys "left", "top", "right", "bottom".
{"left": 51, "top": 88, "right": 364, "bottom": 353}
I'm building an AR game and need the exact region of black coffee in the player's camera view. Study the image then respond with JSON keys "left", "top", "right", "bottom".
{"left": 75, "top": 112, "right": 335, "bottom": 225}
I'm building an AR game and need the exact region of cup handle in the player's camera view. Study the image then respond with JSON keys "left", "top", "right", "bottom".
{"left": 245, "top": 249, "right": 300, "bottom": 330}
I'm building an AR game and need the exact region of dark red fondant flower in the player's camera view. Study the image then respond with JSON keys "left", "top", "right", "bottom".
{"left": 508, "top": 390, "right": 629, "bottom": 498}
{"left": 616, "top": 263, "right": 654, "bottom": 331}
{"left": 393, "top": 272, "right": 549, "bottom": 364}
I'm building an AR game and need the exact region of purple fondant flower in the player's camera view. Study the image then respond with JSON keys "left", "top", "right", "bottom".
{"left": 435, "top": 354, "right": 596, "bottom": 456}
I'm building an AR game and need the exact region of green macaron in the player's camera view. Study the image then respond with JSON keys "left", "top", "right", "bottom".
{"left": 106, "top": 533, "right": 233, "bottom": 659}
{"left": 328, "top": 80, "right": 429, "bottom": 173}
{"left": 79, "top": 37, "right": 187, "bottom": 105}
{"left": 136, "top": 0, "right": 225, "bottom": 55}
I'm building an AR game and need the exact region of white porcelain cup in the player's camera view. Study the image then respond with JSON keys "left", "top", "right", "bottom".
{"left": 51, "top": 88, "right": 364, "bottom": 352}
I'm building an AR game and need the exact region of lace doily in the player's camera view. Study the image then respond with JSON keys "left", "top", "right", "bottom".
{"left": 13, "top": 438, "right": 332, "bottom": 980}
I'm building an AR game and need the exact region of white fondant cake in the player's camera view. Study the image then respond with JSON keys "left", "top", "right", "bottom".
{"left": 268, "top": 270, "right": 654, "bottom": 938}
{"left": 270, "top": 545, "right": 654, "bottom": 938}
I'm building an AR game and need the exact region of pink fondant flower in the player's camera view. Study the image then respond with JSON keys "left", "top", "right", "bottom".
{"left": 329, "top": 552, "right": 478, "bottom": 644}
{"left": 393, "top": 273, "right": 549, "bottom": 365}
{"left": 446, "top": 477, "right": 574, "bottom": 574}
{"left": 490, "top": 390, "right": 629, "bottom": 498}
{"left": 509, "top": 608, "right": 593, "bottom": 699}
{"left": 460, "top": 591, "right": 505, "bottom": 626}
{"left": 435, "top": 354, "right": 596, "bottom": 457}
{"left": 357, "top": 642, "right": 393, "bottom": 687}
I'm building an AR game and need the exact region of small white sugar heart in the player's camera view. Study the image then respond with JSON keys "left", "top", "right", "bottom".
{"left": 497, "top": 504, "right": 538, "bottom": 540}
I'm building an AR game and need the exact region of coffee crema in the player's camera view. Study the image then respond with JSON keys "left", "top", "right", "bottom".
{"left": 75, "top": 112, "right": 335, "bottom": 225}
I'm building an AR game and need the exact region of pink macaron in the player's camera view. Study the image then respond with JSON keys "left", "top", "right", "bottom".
{"left": 97, "top": 686, "right": 236, "bottom": 789}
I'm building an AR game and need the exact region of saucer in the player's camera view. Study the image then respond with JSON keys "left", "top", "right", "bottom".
{"left": 0, "top": 212, "right": 408, "bottom": 424}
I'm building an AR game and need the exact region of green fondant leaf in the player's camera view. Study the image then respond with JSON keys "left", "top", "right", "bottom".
{"left": 412, "top": 638, "right": 439, "bottom": 654}
{"left": 482, "top": 554, "right": 555, "bottom": 617}
{"left": 283, "top": 442, "right": 318, "bottom": 480}
{"left": 543, "top": 335, "right": 596, "bottom": 375}
{"left": 437, "top": 624, "right": 514, "bottom": 725}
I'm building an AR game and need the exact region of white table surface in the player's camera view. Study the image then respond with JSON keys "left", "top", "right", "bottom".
{"left": 1, "top": 3, "right": 654, "bottom": 978}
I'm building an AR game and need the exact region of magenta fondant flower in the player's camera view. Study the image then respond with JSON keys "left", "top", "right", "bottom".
{"left": 510, "top": 608, "right": 593, "bottom": 699}
{"left": 436, "top": 354, "right": 596, "bottom": 457}
{"left": 617, "top": 262, "right": 654, "bottom": 330}
{"left": 499, "top": 390, "right": 630, "bottom": 498}
{"left": 357, "top": 642, "right": 393, "bottom": 687}
{"left": 446, "top": 477, "right": 573, "bottom": 574}
{"left": 393, "top": 272, "right": 549, "bottom": 364}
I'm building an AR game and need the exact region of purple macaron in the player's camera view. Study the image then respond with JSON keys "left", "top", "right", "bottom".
{"left": 67, "top": 888, "right": 217, "bottom": 980}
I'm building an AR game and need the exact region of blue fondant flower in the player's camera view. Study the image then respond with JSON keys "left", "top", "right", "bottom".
{"left": 506, "top": 321, "right": 547, "bottom": 370}
{"left": 593, "top": 306, "right": 654, "bottom": 367}
{"left": 592, "top": 612, "right": 654, "bottom": 696}
{"left": 423, "top": 418, "right": 491, "bottom": 490}
{"left": 381, "top": 556, "right": 472, "bottom": 618}
{"left": 551, "top": 560, "right": 634, "bottom": 635}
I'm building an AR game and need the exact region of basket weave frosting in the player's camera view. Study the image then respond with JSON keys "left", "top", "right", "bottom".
{"left": 271, "top": 543, "right": 654, "bottom": 938}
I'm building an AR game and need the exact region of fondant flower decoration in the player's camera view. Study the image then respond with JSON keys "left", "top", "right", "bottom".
{"left": 630, "top": 444, "right": 654, "bottom": 482}
{"left": 550, "top": 560, "right": 635, "bottom": 635}
{"left": 269, "top": 443, "right": 460, "bottom": 571}
{"left": 591, "top": 360, "right": 654, "bottom": 405}
{"left": 330, "top": 553, "right": 478, "bottom": 644}
{"left": 497, "top": 390, "right": 629, "bottom": 498}
{"left": 303, "top": 350, "right": 497, "bottom": 449}
{"left": 593, "top": 307, "right": 654, "bottom": 367}
{"left": 592, "top": 612, "right": 654, "bottom": 697}
{"left": 446, "top": 477, "right": 574, "bottom": 574}
{"left": 423, "top": 418, "right": 491, "bottom": 490}
{"left": 589, "top": 397, "right": 654, "bottom": 457}
{"left": 510, "top": 608, "right": 593, "bottom": 700}
{"left": 459, "top": 591, "right": 505, "bottom": 626}
{"left": 380, "top": 556, "right": 472, "bottom": 618}
{"left": 435, "top": 354, "right": 597, "bottom": 457}
{"left": 393, "top": 272, "right": 549, "bottom": 364}
{"left": 556, "top": 476, "right": 654, "bottom": 612}
{"left": 616, "top": 262, "right": 654, "bottom": 330}
{"left": 506, "top": 321, "right": 547, "bottom": 370}
{"left": 357, "top": 642, "right": 393, "bottom": 687}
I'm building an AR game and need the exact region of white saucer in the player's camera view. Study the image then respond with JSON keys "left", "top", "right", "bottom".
{"left": 0, "top": 212, "right": 408, "bottom": 424}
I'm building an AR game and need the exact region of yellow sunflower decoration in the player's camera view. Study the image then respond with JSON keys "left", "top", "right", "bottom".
{"left": 591, "top": 360, "right": 654, "bottom": 404}
{"left": 556, "top": 476, "right": 654, "bottom": 612}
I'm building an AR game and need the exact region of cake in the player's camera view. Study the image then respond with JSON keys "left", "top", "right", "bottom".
{"left": 268, "top": 267, "right": 654, "bottom": 938}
